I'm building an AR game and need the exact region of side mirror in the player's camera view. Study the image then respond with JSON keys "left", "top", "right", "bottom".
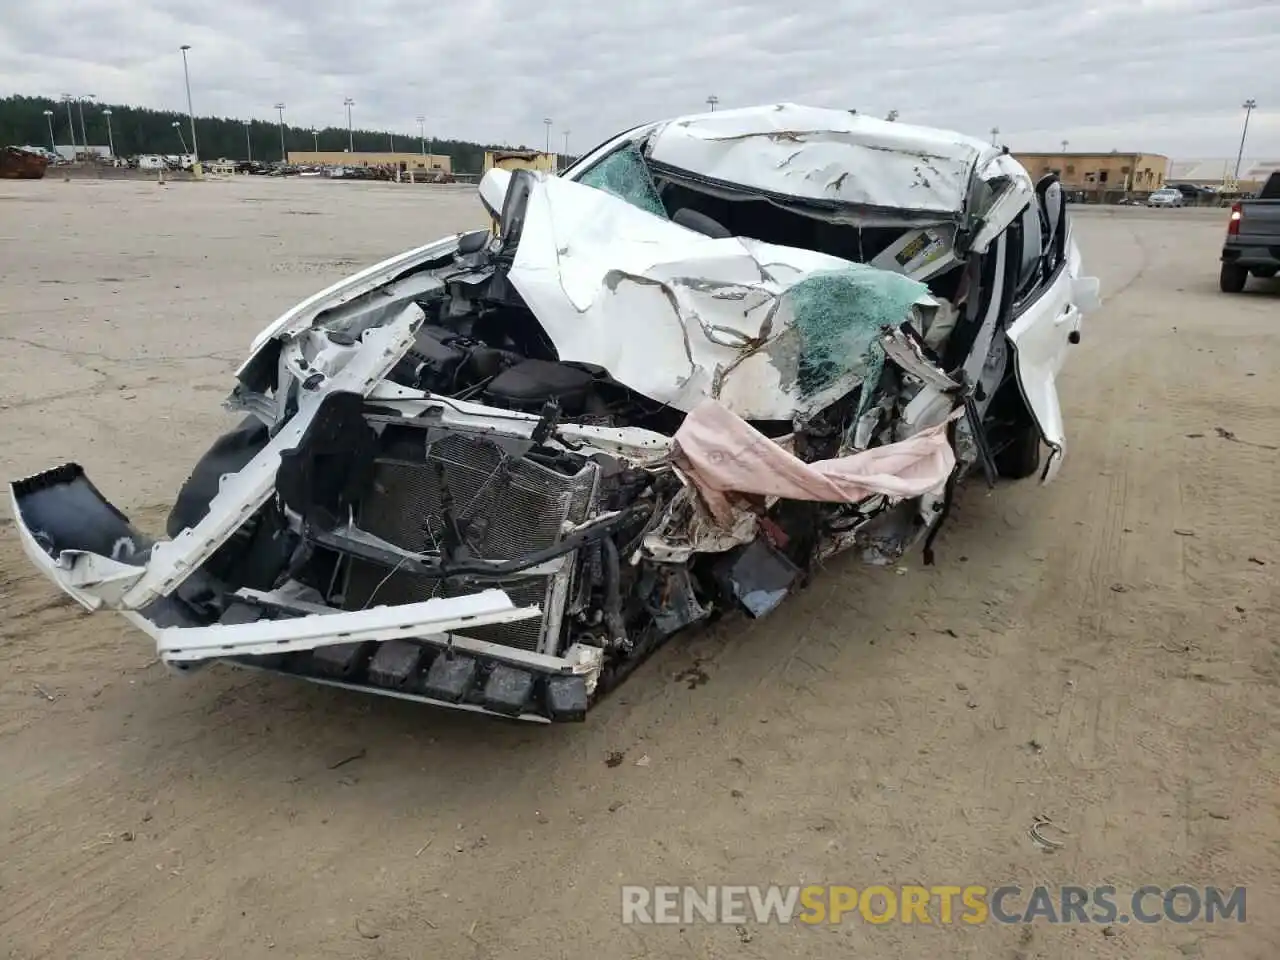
{"left": 497, "top": 169, "right": 538, "bottom": 253}
{"left": 1041, "top": 182, "right": 1063, "bottom": 247}
{"left": 478, "top": 167, "right": 512, "bottom": 221}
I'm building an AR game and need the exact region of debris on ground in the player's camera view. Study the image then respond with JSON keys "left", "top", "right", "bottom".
{"left": 1215, "top": 426, "right": 1278, "bottom": 450}
{"left": 327, "top": 748, "right": 366, "bottom": 770}
{"left": 1028, "top": 815, "right": 1068, "bottom": 851}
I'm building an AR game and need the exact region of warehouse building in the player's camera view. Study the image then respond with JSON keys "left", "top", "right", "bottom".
{"left": 483, "top": 150, "right": 559, "bottom": 174}
{"left": 286, "top": 151, "right": 452, "bottom": 174}
{"left": 1013, "top": 151, "right": 1169, "bottom": 198}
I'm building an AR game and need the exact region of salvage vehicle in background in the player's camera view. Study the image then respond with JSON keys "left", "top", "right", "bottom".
{"left": 1146, "top": 187, "right": 1184, "bottom": 208}
{"left": 1220, "top": 172, "right": 1280, "bottom": 293}
{"left": 10, "top": 105, "right": 1100, "bottom": 723}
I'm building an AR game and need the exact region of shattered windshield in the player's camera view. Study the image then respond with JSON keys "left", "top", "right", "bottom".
{"left": 788, "top": 266, "right": 929, "bottom": 409}
{"left": 577, "top": 144, "right": 669, "bottom": 218}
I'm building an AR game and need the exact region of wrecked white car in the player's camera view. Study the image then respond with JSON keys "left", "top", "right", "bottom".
{"left": 10, "top": 105, "right": 1099, "bottom": 722}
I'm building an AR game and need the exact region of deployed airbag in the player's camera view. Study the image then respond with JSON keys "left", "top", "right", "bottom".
{"left": 673, "top": 399, "right": 958, "bottom": 523}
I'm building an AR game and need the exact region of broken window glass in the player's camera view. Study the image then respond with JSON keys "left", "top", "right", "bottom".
{"left": 577, "top": 145, "right": 669, "bottom": 218}
{"left": 788, "top": 266, "right": 929, "bottom": 409}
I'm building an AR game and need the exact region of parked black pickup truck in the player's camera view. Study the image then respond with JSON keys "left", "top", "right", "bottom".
{"left": 1220, "top": 172, "right": 1280, "bottom": 292}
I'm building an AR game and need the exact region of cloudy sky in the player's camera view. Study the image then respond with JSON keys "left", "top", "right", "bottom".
{"left": 1, "top": 0, "right": 1274, "bottom": 159}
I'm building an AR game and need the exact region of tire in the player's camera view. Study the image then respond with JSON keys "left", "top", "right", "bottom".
{"left": 1219, "top": 263, "right": 1249, "bottom": 293}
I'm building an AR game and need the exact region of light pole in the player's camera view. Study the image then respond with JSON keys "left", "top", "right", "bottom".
{"left": 312, "top": 128, "right": 319, "bottom": 152}
{"left": 274, "top": 103, "right": 286, "bottom": 162}
{"left": 179, "top": 45, "right": 198, "bottom": 161}
{"left": 102, "top": 108, "right": 115, "bottom": 158}
{"left": 1235, "top": 99, "right": 1257, "bottom": 181}
{"left": 42, "top": 109, "right": 55, "bottom": 151}
{"left": 388, "top": 132, "right": 395, "bottom": 152}
{"left": 344, "top": 98, "right": 354, "bottom": 152}
{"left": 61, "top": 94, "right": 77, "bottom": 159}
{"left": 417, "top": 116, "right": 426, "bottom": 155}
{"left": 706, "top": 95, "right": 718, "bottom": 112}
{"left": 244, "top": 121, "right": 252, "bottom": 161}
{"left": 172, "top": 120, "right": 188, "bottom": 155}
{"left": 543, "top": 118, "right": 552, "bottom": 154}
{"left": 77, "top": 95, "right": 94, "bottom": 154}
{"left": 990, "top": 126, "right": 999, "bottom": 145}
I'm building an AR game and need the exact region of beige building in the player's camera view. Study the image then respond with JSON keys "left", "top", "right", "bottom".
{"left": 483, "top": 150, "right": 559, "bottom": 174}
{"left": 286, "top": 151, "right": 452, "bottom": 174}
{"left": 1014, "top": 151, "right": 1169, "bottom": 195}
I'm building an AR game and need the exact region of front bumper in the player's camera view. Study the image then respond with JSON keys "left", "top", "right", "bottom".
{"left": 7, "top": 306, "right": 611, "bottom": 722}
{"left": 9, "top": 461, "right": 604, "bottom": 722}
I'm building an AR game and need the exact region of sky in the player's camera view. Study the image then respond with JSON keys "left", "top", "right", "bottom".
{"left": 2, "top": 0, "right": 1276, "bottom": 159}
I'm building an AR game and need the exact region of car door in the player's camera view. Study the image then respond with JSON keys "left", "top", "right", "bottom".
{"left": 1004, "top": 178, "right": 1099, "bottom": 483}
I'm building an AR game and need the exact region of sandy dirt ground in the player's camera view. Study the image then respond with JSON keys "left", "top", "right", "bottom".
{"left": 1, "top": 177, "right": 1277, "bottom": 960}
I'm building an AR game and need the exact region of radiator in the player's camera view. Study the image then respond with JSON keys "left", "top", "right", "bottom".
{"left": 342, "top": 432, "right": 598, "bottom": 654}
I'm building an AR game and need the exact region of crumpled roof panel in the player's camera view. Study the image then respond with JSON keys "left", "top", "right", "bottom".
{"left": 645, "top": 103, "right": 999, "bottom": 215}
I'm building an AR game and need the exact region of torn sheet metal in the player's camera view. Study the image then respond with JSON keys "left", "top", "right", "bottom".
{"left": 507, "top": 174, "right": 931, "bottom": 419}
{"left": 967, "top": 152, "right": 1037, "bottom": 254}
{"left": 672, "top": 398, "right": 959, "bottom": 525}
{"left": 880, "top": 325, "right": 962, "bottom": 393}
{"left": 640, "top": 484, "right": 761, "bottom": 563}
{"left": 366, "top": 382, "right": 674, "bottom": 464}
{"left": 241, "top": 235, "right": 460, "bottom": 361}
{"left": 644, "top": 103, "right": 1005, "bottom": 217}
{"left": 10, "top": 307, "right": 423, "bottom": 612}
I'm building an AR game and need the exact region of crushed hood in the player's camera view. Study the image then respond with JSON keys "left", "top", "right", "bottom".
{"left": 506, "top": 172, "right": 932, "bottom": 420}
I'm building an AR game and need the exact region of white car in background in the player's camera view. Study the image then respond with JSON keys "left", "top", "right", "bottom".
{"left": 10, "top": 104, "right": 1100, "bottom": 723}
{"left": 1147, "top": 187, "right": 1184, "bottom": 208}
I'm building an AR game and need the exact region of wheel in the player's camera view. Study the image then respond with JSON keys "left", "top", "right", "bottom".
{"left": 1219, "top": 263, "right": 1249, "bottom": 293}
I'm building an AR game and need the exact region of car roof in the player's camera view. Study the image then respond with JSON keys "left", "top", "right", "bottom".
{"left": 641, "top": 103, "right": 1006, "bottom": 216}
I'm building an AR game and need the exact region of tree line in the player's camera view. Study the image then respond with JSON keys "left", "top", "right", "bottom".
{"left": 0, "top": 94, "right": 537, "bottom": 174}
